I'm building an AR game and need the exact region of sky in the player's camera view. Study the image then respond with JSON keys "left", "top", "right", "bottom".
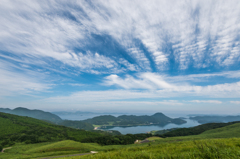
{"left": 0, "top": 0, "right": 240, "bottom": 114}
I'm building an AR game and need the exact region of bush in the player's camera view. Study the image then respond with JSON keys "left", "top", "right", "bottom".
{"left": 0, "top": 145, "right": 3, "bottom": 152}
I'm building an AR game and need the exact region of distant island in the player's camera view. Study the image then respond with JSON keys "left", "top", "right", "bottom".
{"left": 83, "top": 112, "right": 187, "bottom": 128}
{"left": 190, "top": 115, "right": 240, "bottom": 124}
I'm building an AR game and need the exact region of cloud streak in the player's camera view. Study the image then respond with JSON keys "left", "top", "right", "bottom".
{"left": 104, "top": 72, "right": 240, "bottom": 98}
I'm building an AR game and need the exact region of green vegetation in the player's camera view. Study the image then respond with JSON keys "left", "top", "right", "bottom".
{"left": 146, "top": 136, "right": 162, "bottom": 141}
{"left": 150, "top": 128, "right": 179, "bottom": 135}
{"left": 90, "top": 130, "right": 121, "bottom": 136}
{"left": 0, "top": 107, "right": 96, "bottom": 130}
{"left": 0, "top": 112, "right": 103, "bottom": 147}
{"left": 81, "top": 134, "right": 152, "bottom": 145}
{"left": 159, "top": 121, "right": 240, "bottom": 138}
{"left": 76, "top": 138, "right": 240, "bottom": 159}
{"left": 58, "top": 120, "right": 94, "bottom": 130}
{"left": 190, "top": 115, "right": 240, "bottom": 124}
{"left": 84, "top": 113, "right": 186, "bottom": 127}
{"left": 0, "top": 140, "right": 125, "bottom": 159}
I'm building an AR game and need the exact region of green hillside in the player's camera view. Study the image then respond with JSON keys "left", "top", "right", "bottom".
{"left": 0, "top": 107, "right": 96, "bottom": 130}
{"left": 0, "top": 107, "right": 62, "bottom": 123}
{"left": 0, "top": 112, "right": 102, "bottom": 147}
{"left": 58, "top": 120, "right": 94, "bottom": 130}
{"left": 159, "top": 121, "right": 240, "bottom": 137}
{"left": 198, "top": 122, "right": 240, "bottom": 138}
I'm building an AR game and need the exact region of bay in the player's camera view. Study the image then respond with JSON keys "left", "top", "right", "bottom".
{"left": 56, "top": 113, "right": 200, "bottom": 134}
{"left": 100, "top": 119, "right": 200, "bottom": 134}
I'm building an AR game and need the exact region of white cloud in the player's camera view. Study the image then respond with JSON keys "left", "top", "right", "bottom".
{"left": 230, "top": 101, "right": 240, "bottom": 104}
{"left": 1, "top": 0, "right": 239, "bottom": 73}
{"left": 189, "top": 100, "right": 222, "bottom": 104}
{"left": 104, "top": 72, "right": 240, "bottom": 98}
{"left": 0, "top": 60, "right": 51, "bottom": 96}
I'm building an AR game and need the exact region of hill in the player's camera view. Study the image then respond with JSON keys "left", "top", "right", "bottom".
{"left": 58, "top": 120, "right": 94, "bottom": 130}
{"left": 0, "top": 112, "right": 103, "bottom": 147}
{"left": 0, "top": 107, "right": 62, "bottom": 123}
{"left": 0, "top": 107, "right": 95, "bottom": 130}
{"left": 159, "top": 121, "right": 240, "bottom": 137}
{"left": 83, "top": 112, "right": 186, "bottom": 127}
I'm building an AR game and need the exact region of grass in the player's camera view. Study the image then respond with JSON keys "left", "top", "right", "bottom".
{"left": 57, "top": 123, "right": 240, "bottom": 159}
{"left": 0, "top": 140, "right": 127, "bottom": 159}
{"left": 64, "top": 138, "right": 240, "bottom": 159}
{"left": 0, "top": 117, "right": 27, "bottom": 135}
{"left": 146, "top": 136, "right": 162, "bottom": 141}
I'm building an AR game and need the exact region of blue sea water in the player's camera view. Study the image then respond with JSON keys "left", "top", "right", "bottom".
{"left": 100, "top": 119, "right": 200, "bottom": 134}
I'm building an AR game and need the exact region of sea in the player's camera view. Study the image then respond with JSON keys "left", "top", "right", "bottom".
{"left": 55, "top": 113, "right": 200, "bottom": 135}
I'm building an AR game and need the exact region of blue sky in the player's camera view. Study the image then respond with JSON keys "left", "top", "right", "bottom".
{"left": 1, "top": 0, "right": 240, "bottom": 114}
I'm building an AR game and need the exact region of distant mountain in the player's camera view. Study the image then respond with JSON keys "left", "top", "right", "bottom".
{"left": 190, "top": 115, "right": 240, "bottom": 124}
{"left": 0, "top": 107, "right": 62, "bottom": 123}
{"left": 0, "top": 108, "right": 11, "bottom": 114}
{"left": 0, "top": 107, "right": 94, "bottom": 130}
{"left": 83, "top": 112, "right": 186, "bottom": 126}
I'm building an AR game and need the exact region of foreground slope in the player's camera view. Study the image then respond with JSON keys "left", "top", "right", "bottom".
{"left": 77, "top": 123, "right": 240, "bottom": 159}
{"left": 0, "top": 112, "right": 102, "bottom": 147}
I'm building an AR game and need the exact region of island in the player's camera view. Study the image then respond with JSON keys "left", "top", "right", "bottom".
{"left": 83, "top": 112, "right": 186, "bottom": 128}
{"left": 190, "top": 115, "right": 240, "bottom": 124}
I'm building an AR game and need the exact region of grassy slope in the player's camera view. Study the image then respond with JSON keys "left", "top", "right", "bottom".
{"left": 0, "top": 117, "right": 27, "bottom": 135}
{"left": 2, "top": 123, "right": 240, "bottom": 159}
{"left": 0, "top": 112, "right": 102, "bottom": 145}
{"left": 76, "top": 138, "right": 240, "bottom": 159}
{"left": 0, "top": 140, "right": 125, "bottom": 159}
{"left": 70, "top": 123, "right": 240, "bottom": 159}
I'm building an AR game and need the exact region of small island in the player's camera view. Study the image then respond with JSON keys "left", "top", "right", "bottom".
{"left": 83, "top": 112, "right": 186, "bottom": 128}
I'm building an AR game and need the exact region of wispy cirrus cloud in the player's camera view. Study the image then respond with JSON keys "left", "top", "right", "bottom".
{"left": 0, "top": 60, "right": 52, "bottom": 96}
{"left": 104, "top": 72, "right": 240, "bottom": 98}
{"left": 1, "top": 0, "right": 240, "bottom": 73}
